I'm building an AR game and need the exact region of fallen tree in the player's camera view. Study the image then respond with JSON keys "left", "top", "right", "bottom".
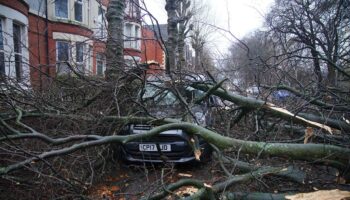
{"left": 1, "top": 112, "right": 350, "bottom": 174}
{"left": 1, "top": 78, "right": 350, "bottom": 198}
{"left": 1, "top": 76, "right": 350, "bottom": 199}
{"left": 191, "top": 82, "right": 349, "bottom": 133}
{"left": 1, "top": 0, "right": 349, "bottom": 199}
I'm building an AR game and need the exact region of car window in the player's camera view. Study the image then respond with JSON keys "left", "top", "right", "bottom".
{"left": 142, "top": 84, "right": 179, "bottom": 106}
{"left": 141, "top": 84, "right": 207, "bottom": 106}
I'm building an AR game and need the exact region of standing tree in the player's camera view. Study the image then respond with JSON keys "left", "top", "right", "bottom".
{"left": 165, "top": 0, "right": 179, "bottom": 75}
{"left": 105, "top": 0, "right": 125, "bottom": 80}
{"left": 189, "top": 0, "right": 213, "bottom": 72}
{"left": 225, "top": 31, "right": 278, "bottom": 89}
{"left": 266, "top": 0, "right": 350, "bottom": 87}
{"left": 176, "top": 0, "right": 193, "bottom": 73}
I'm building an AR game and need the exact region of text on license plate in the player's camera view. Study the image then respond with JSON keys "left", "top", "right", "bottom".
{"left": 139, "top": 144, "right": 171, "bottom": 152}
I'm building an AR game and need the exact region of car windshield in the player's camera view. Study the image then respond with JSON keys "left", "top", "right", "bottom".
{"left": 141, "top": 83, "right": 204, "bottom": 106}
{"left": 142, "top": 84, "right": 179, "bottom": 106}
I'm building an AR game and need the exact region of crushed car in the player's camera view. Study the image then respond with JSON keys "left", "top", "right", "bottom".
{"left": 120, "top": 77, "right": 218, "bottom": 163}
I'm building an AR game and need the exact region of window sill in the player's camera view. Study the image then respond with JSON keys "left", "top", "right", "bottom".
{"left": 124, "top": 47, "right": 142, "bottom": 52}
{"left": 53, "top": 17, "right": 89, "bottom": 29}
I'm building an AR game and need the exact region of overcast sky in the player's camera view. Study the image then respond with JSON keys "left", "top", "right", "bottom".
{"left": 142, "top": 0, "right": 274, "bottom": 54}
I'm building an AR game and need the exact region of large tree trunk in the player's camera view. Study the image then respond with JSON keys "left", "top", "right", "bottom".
{"left": 105, "top": 0, "right": 125, "bottom": 80}
{"left": 191, "top": 29, "right": 204, "bottom": 72}
{"left": 177, "top": 23, "right": 186, "bottom": 73}
{"left": 310, "top": 48, "right": 323, "bottom": 89}
{"left": 165, "top": 0, "right": 178, "bottom": 75}
{"left": 176, "top": 0, "right": 191, "bottom": 73}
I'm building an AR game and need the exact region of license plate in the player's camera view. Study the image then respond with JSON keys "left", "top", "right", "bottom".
{"left": 139, "top": 144, "right": 171, "bottom": 152}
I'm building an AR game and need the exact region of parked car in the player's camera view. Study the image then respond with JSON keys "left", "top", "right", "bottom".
{"left": 120, "top": 79, "right": 215, "bottom": 163}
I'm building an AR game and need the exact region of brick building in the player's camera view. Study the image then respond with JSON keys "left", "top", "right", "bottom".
{"left": 0, "top": 0, "right": 142, "bottom": 88}
{"left": 141, "top": 25, "right": 166, "bottom": 75}
{"left": 141, "top": 24, "right": 194, "bottom": 75}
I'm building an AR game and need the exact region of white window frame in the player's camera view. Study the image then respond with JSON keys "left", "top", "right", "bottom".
{"left": 0, "top": 5, "right": 29, "bottom": 83}
{"left": 56, "top": 40, "right": 71, "bottom": 75}
{"left": 86, "top": 45, "right": 93, "bottom": 74}
{"left": 135, "top": 25, "right": 141, "bottom": 49}
{"left": 124, "top": 23, "right": 141, "bottom": 50}
{"left": 125, "top": 0, "right": 140, "bottom": 19}
{"left": 55, "top": 0, "right": 69, "bottom": 19}
{"left": 74, "top": 0, "right": 83, "bottom": 22}
{"left": 12, "top": 22, "right": 24, "bottom": 81}
{"left": 75, "top": 41, "right": 85, "bottom": 73}
{"left": 97, "top": 5, "right": 107, "bottom": 39}
{"left": 96, "top": 53, "right": 105, "bottom": 76}
{"left": 0, "top": 18, "right": 5, "bottom": 75}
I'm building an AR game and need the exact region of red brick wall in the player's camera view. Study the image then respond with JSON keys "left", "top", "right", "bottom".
{"left": 50, "top": 21, "right": 93, "bottom": 37}
{"left": 28, "top": 14, "right": 96, "bottom": 88}
{"left": 28, "top": 14, "right": 51, "bottom": 88}
{"left": 92, "top": 41, "right": 106, "bottom": 74}
{"left": 141, "top": 28, "right": 165, "bottom": 68}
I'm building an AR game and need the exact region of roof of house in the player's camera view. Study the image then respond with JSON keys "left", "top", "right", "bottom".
{"left": 144, "top": 24, "right": 168, "bottom": 41}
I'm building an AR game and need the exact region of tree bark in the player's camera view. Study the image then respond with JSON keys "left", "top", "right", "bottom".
{"left": 176, "top": 0, "right": 191, "bottom": 73}
{"left": 192, "top": 83, "right": 334, "bottom": 133}
{"left": 105, "top": 0, "right": 125, "bottom": 80}
{"left": 1, "top": 122, "right": 349, "bottom": 175}
{"left": 165, "top": 0, "right": 178, "bottom": 75}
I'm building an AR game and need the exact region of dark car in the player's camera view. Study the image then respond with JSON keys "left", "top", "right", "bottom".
{"left": 120, "top": 79, "right": 215, "bottom": 163}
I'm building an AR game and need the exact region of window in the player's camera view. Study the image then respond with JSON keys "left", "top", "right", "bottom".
{"left": 86, "top": 45, "right": 93, "bottom": 73}
{"left": 76, "top": 42, "right": 84, "bottom": 73}
{"left": 0, "top": 19, "right": 4, "bottom": 75}
{"left": 96, "top": 53, "right": 105, "bottom": 76}
{"left": 124, "top": 23, "right": 132, "bottom": 48}
{"left": 55, "top": 0, "right": 68, "bottom": 19}
{"left": 125, "top": 0, "right": 140, "bottom": 19}
{"left": 135, "top": 26, "right": 140, "bottom": 49}
{"left": 124, "top": 23, "right": 141, "bottom": 50}
{"left": 28, "top": 0, "right": 46, "bottom": 15}
{"left": 13, "top": 23, "right": 22, "bottom": 81}
{"left": 56, "top": 41, "right": 70, "bottom": 75}
{"left": 97, "top": 6, "right": 107, "bottom": 38}
{"left": 125, "top": 56, "right": 140, "bottom": 68}
{"left": 74, "top": 0, "right": 83, "bottom": 22}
